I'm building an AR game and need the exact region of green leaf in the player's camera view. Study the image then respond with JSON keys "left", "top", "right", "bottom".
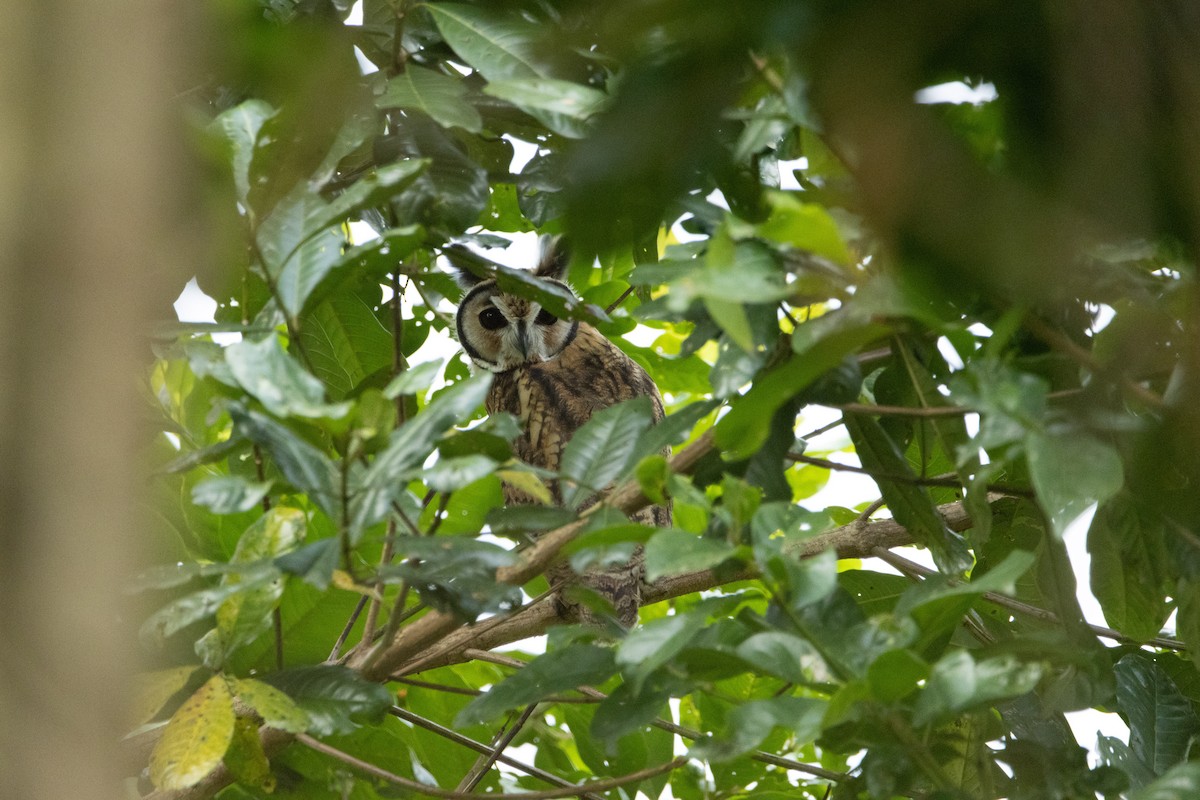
{"left": 140, "top": 580, "right": 263, "bottom": 648}
{"left": 383, "top": 535, "right": 519, "bottom": 618}
{"left": 1027, "top": 431, "right": 1124, "bottom": 540}
{"left": 232, "top": 677, "right": 310, "bottom": 733}
{"left": 559, "top": 396, "right": 655, "bottom": 509}
{"left": 643, "top": 529, "right": 738, "bottom": 581}
{"left": 191, "top": 476, "right": 272, "bottom": 515}
{"left": 1131, "top": 763, "right": 1200, "bottom": 800}
{"left": 484, "top": 78, "right": 608, "bottom": 138}
{"left": 210, "top": 99, "right": 274, "bottom": 205}
{"left": 149, "top": 675, "right": 236, "bottom": 790}
{"left": 424, "top": 454, "right": 499, "bottom": 492}
{"left": 756, "top": 191, "right": 852, "bottom": 266}
{"left": 735, "top": 632, "right": 823, "bottom": 684}
{"left": 299, "top": 287, "right": 395, "bottom": 400}
{"left": 226, "top": 335, "right": 350, "bottom": 419}
{"left": 196, "top": 509, "right": 305, "bottom": 667}
{"left": 425, "top": 3, "right": 545, "bottom": 82}
{"left": 716, "top": 343, "right": 873, "bottom": 461}
{"left": 255, "top": 188, "right": 346, "bottom": 318}
{"left": 1088, "top": 498, "right": 1172, "bottom": 642}
{"left": 617, "top": 612, "right": 708, "bottom": 693}
{"left": 913, "top": 651, "right": 1043, "bottom": 726}
{"left": 377, "top": 66, "right": 482, "bottom": 132}
{"left": 845, "top": 413, "right": 971, "bottom": 573}
{"left": 1115, "top": 654, "right": 1200, "bottom": 776}
{"left": 383, "top": 358, "right": 444, "bottom": 399}
{"left": 228, "top": 404, "right": 340, "bottom": 516}
{"left": 690, "top": 696, "right": 827, "bottom": 762}
{"left": 457, "top": 644, "right": 616, "bottom": 725}
{"left": 350, "top": 372, "right": 492, "bottom": 534}
{"left": 264, "top": 665, "right": 393, "bottom": 736}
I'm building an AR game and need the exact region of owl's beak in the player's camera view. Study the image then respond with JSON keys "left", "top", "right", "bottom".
{"left": 515, "top": 322, "right": 530, "bottom": 359}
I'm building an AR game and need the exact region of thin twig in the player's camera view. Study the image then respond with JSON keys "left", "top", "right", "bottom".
{"left": 296, "top": 732, "right": 686, "bottom": 799}
{"left": 361, "top": 518, "right": 399, "bottom": 648}
{"left": 460, "top": 649, "right": 847, "bottom": 784}
{"left": 871, "top": 548, "right": 1187, "bottom": 651}
{"left": 456, "top": 704, "right": 539, "bottom": 792}
{"left": 1023, "top": 316, "right": 1164, "bottom": 409}
{"left": 393, "top": 677, "right": 599, "bottom": 703}
{"left": 788, "top": 452, "right": 1034, "bottom": 497}
{"left": 328, "top": 596, "right": 369, "bottom": 661}
{"left": 604, "top": 285, "right": 636, "bottom": 314}
{"left": 833, "top": 402, "right": 972, "bottom": 418}
{"left": 390, "top": 707, "right": 607, "bottom": 800}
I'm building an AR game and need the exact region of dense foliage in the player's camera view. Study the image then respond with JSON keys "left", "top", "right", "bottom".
{"left": 137, "top": 2, "right": 1200, "bottom": 798}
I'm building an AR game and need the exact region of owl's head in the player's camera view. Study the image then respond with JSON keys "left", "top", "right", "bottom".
{"left": 454, "top": 237, "right": 580, "bottom": 373}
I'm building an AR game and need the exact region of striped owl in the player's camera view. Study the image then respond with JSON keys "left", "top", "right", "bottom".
{"left": 453, "top": 238, "right": 670, "bottom": 628}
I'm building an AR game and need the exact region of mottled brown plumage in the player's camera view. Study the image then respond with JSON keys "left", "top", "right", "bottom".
{"left": 454, "top": 239, "right": 670, "bottom": 627}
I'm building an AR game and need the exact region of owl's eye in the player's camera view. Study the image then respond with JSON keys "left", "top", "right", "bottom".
{"left": 479, "top": 307, "right": 507, "bottom": 330}
{"left": 534, "top": 308, "right": 559, "bottom": 326}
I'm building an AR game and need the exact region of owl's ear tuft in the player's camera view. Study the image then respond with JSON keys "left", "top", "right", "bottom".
{"left": 535, "top": 235, "right": 571, "bottom": 281}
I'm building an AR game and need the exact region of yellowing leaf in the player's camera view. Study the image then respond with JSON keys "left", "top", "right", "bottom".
{"left": 496, "top": 468, "right": 554, "bottom": 505}
{"left": 130, "top": 666, "right": 200, "bottom": 728}
{"left": 149, "top": 675, "right": 236, "bottom": 790}
{"left": 223, "top": 716, "right": 275, "bottom": 792}
{"left": 331, "top": 570, "right": 383, "bottom": 600}
{"left": 233, "top": 677, "right": 310, "bottom": 733}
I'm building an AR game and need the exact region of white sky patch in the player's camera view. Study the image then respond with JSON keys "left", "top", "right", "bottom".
{"left": 778, "top": 157, "right": 807, "bottom": 190}
{"left": 1062, "top": 504, "right": 1107, "bottom": 629}
{"left": 174, "top": 277, "right": 217, "bottom": 322}
{"left": 937, "top": 335, "right": 965, "bottom": 370}
{"left": 505, "top": 135, "right": 539, "bottom": 174}
{"left": 1089, "top": 303, "right": 1116, "bottom": 335}
{"left": 915, "top": 81, "right": 998, "bottom": 105}
{"left": 344, "top": 0, "right": 363, "bottom": 25}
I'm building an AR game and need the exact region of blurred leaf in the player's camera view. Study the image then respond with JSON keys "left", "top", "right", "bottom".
{"left": 350, "top": 372, "right": 492, "bottom": 535}
{"left": 735, "top": 632, "right": 821, "bottom": 684}
{"left": 457, "top": 644, "right": 616, "bottom": 725}
{"left": 264, "top": 665, "right": 393, "bottom": 736}
{"left": 149, "top": 675, "right": 236, "bottom": 790}
{"left": 210, "top": 99, "right": 275, "bottom": 206}
{"left": 690, "top": 696, "right": 826, "bottom": 762}
{"left": 913, "top": 651, "right": 1043, "bottom": 726}
{"left": 1131, "top": 763, "right": 1200, "bottom": 800}
{"left": 643, "top": 529, "right": 739, "bottom": 581}
{"left": 845, "top": 413, "right": 970, "bottom": 573}
{"left": 232, "top": 677, "right": 310, "bottom": 733}
{"left": 222, "top": 716, "right": 274, "bottom": 793}
{"left": 383, "top": 358, "right": 444, "bottom": 399}
{"left": 1088, "top": 497, "right": 1172, "bottom": 642}
{"left": 1027, "top": 431, "right": 1124, "bottom": 540}
{"left": 1115, "top": 654, "right": 1200, "bottom": 777}
{"left": 228, "top": 404, "right": 340, "bottom": 516}
{"left": 484, "top": 78, "right": 608, "bottom": 138}
{"left": 424, "top": 454, "right": 499, "bottom": 492}
{"left": 383, "top": 535, "right": 519, "bottom": 617}
{"left": 617, "top": 612, "right": 708, "bottom": 693}
{"left": 191, "top": 476, "right": 272, "bottom": 515}
{"left": 131, "top": 666, "right": 202, "bottom": 728}
{"left": 425, "top": 3, "right": 545, "bottom": 82}
{"left": 378, "top": 66, "right": 482, "bottom": 132}
{"left": 226, "top": 335, "right": 350, "bottom": 419}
